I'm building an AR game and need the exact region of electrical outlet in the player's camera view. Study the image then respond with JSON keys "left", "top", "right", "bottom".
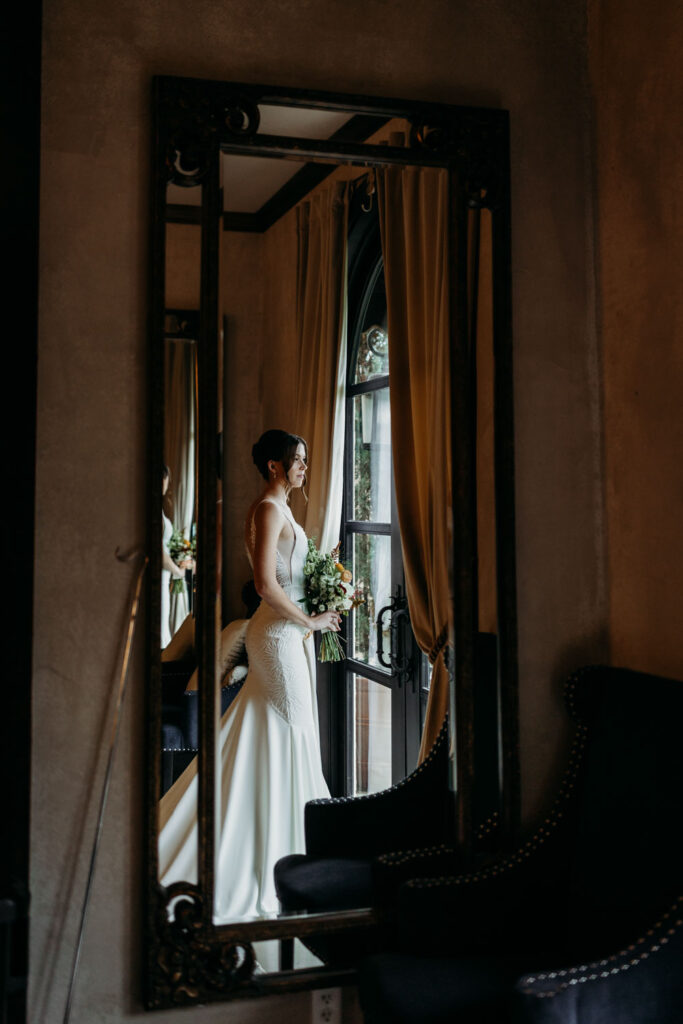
{"left": 311, "top": 986, "right": 341, "bottom": 1024}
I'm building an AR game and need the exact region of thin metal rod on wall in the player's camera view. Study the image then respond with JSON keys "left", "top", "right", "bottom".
{"left": 63, "top": 553, "right": 148, "bottom": 1024}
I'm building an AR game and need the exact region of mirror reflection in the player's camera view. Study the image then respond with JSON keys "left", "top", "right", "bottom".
{"left": 161, "top": 313, "right": 197, "bottom": 650}
{"left": 158, "top": 219, "right": 200, "bottom": 882}
{"left": 156, "top": 107, "right": 500, "bottom": 954}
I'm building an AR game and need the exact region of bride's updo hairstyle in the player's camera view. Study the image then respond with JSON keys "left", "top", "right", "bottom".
{"left": 252, "top": 429, "right": 308, "bottom": 486}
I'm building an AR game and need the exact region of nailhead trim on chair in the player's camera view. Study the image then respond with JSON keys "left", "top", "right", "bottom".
{"left": 307, "top": 714, "right": 449, "bottom": 809}
{"left": 403, "top": 666, "right": 599, "bottom": 889}
{"left": 378, "top": 843, "right": 455, "bottom": 867}
{"left": 517, "top": 896, "right": 683, "bottom": 998}
{"left": 477, "top": 810, "right": 500, "bottom": 840}
{"left": 375, "top": 818, "right": 498, "bottom": 869}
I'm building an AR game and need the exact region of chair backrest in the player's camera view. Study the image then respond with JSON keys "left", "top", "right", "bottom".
{"left": 304, "top": 714, "right": 452, "bottom": 858}
{"left": 567, "top": 666, "right": 683, "bottom": 957}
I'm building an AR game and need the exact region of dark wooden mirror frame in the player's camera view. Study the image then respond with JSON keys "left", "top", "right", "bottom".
{"left": 146, "top": 74, "right": 519, "bottom": 1010}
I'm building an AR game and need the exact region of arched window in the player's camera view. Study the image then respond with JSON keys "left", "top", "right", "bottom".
{"left": 335, "top": 187, "right": 430, "bottom": 796}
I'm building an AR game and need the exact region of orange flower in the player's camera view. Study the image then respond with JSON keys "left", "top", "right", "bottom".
{"left": 341, "top": 569, "right": 352, "bottom": 583}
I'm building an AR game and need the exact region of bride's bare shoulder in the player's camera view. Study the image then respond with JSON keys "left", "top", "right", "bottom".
{"left": 246, "top": 496, "right": 285, "bottom": 531}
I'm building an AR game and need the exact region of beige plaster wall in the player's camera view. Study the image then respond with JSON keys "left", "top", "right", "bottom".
{"left": 589, "top": 0, "right": 683, "bottom": 679}
{"left": 34, "top": 1, "right": 602, "bottom": 1020}
{"left": 220, "top": 210, "right": 301, "bottom": 624}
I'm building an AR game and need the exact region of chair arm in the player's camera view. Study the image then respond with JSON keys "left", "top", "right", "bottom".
{"left": 390, "top": 803, "right": 580, "bottom": 958}
{"left": 305, "top": 718, "right": 451, "bottom": 858}
{"left": 512, "top": 896, "right": 683, "bottom": 1023}
{"left": 380, "top": 701, "right": 588, "bottom": 951}
{"left": 370, "top": 810, "right": 513, "bottom": 912}
{"left": 371, "top": 845, "right": 461, "bottom": 913}
{"left": 393, "top": 861, "right": 568, "bottom": 960}
{"left": 161, "top": 659, "right": 196, "bottom": 698}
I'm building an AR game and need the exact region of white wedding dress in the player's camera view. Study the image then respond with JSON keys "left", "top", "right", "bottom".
{"left": 161, "top": 510, "right": 174, "bottom": 649}
{"left": 158, "top": 497, "right": 330, "bottom": 926}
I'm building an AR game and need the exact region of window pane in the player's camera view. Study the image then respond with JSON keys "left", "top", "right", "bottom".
{"left": 422, "top": 652, "right": 433, "bottom": 692}
{"left": 351, "top": 532, "right": 391, "bottom": 669}
{"left": 353, "top": 324, "right": 389, "bottom": 383}
{"left": 353, "top": 674, "right": 392, "bottom": 795}
{"left": 352, "top": 388, "right": 392, "bottom": 522}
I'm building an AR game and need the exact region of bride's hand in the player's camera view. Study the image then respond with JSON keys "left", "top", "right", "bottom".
{"left": 309, "top": 610, "right": 342, "bottom": 632}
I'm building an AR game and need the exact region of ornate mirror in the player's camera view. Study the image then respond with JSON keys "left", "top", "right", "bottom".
{"left": 146, "top": 75, "right": 518, "bottom": 1008}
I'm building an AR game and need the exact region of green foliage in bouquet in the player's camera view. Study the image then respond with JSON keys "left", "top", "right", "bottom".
{"left": 301, "top": 538, "right": 363, "bottom": 662}
{"left": 168, "top": 527, "right": 196, "bottom": 594}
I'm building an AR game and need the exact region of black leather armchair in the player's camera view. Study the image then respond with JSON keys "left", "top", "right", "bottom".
{"left": 161, "top": 660, "right": 196, "bottom": 795}
{"left": 274, "top": 716, "right": 453, "bottom": 961}
{"left": 358, "top": 665, "right": 683, "bottom": 1023}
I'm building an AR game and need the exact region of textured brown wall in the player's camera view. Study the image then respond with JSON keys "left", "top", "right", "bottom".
{"left": 222, "top": 230, "right": 267, "bottom": 623}
{"left": 589, "top": 0, "right": 683, "bottom": 679}
{"left": 166, "top": 223, "right": 201, "bottom": 309}
{"left": 35, "top": 1, "right": 602, "bottom": 1020}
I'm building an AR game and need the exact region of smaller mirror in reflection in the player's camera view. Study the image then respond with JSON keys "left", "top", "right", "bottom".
{"left": 158, "top": 312, "right": 199, "bottom": 870}
{"left": 161, "top": 312, "right": 198, "bottom": 652}
{"left": 161, "top": 462, "right": 195, "bottom": 648}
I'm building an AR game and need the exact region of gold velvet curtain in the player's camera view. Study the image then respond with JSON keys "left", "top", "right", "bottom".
{"left": 164, "top": 339, "right": 197, "bottom": 536}
{"left": 377, "top": 166, "right": 452, "bottom": 761}
{"left": 292, "top": 182, "right": 350, "bottom": 551}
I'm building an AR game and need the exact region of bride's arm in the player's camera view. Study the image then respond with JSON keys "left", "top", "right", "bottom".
{"left": 162, "top": 548, "right": 185, "bottom": 578}
{"left": 251, "top": 502, "right": 339, "bottom": 633}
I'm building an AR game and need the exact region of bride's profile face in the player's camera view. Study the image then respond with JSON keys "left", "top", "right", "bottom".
{"left": 286, "top": 443, "right": 307, "bottom": 489}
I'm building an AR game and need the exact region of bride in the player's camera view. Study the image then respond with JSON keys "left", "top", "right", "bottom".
{"left": 158, "top": 429, "right": 340, "bottom": 924}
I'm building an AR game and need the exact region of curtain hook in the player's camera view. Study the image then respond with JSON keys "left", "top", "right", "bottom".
{"left": 361, "top": 170, "right": 376, "bottom": 214}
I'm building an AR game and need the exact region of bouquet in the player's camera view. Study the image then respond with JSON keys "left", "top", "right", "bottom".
{"left": 301, "top": 539, "right": 363, "bottom": 662}
{"left": 168, "top": 527, "right": 196, "bottom": 594}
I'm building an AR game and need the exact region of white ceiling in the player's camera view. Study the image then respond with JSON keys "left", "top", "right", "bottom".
{"left": 167, "top": 105, "right": 354, "bottom": 212}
